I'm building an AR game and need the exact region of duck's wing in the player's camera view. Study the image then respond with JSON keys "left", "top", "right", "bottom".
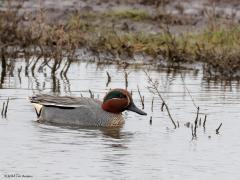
{"left": 29, "top": 94, "right": 102, "bottom": 119}
{"left": 29, "top": 94, "right": 101, "bottom": 108}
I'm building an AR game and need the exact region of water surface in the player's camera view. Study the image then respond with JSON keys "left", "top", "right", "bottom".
{"left": 0, "top": 60, "right": 240, "bottom": 180}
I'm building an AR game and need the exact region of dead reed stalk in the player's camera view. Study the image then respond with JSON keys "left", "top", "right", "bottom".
{"left": 137, "top": 85, "right": 144, "bottom": 109}
{"left": 203, "top": 115, "right": 207, "bottom": 129}
{"left": 151, "top": 97, "right": 154, "bottom": 112}
{"left": 106, "top": 71, "right": 111, "bottom": 87}
{"left": 145, "top": 71, "right": 177, "bottom": 128}
{"left": 89, "top": 89, "right": 94, "bottom": 98}
{"left": 4, "top": 97, "right": 9, "bottom": 117}
{"left": 216, "top": 123, "right": 222, "bottom": 134}
{"left": 193, "top": 107, "right": 200, "bottom": 138}
{"left": 1, "top": 97, "right": 9, "bottom": 118}
{"left": 1, "top": 102, "right": 5, "bottom": 117}
{"left": 124, "top": 71, "right": 129, "bottom": 90}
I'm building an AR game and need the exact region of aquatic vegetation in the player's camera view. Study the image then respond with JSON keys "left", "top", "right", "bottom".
{"left": 0, "top": 2, "right": 240, "bottom": 79}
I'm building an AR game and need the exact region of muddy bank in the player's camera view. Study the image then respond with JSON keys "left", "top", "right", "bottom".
{"left": 0, "top": 0, "right": 240, "bottom": 79}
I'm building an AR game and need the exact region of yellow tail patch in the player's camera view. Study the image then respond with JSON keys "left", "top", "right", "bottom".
{"left": 32, "top": 103, "right": 43, "bottom": 118}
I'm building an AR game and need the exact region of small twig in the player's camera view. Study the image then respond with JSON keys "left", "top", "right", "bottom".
{"left": 4, "top": 97, "right": 9, "bottom": 117}
{"left": 161, "top": 102, "right": 165, "bottom": 111}
{"left": 18, "top": 66, "right": 22, "bottom": 84}
{"left": 145, "top": 71, "right": 177, "bottom": 129}
{"left": 151, "top": 97, "right": 154, "bottom": 112}
{"left": 193, "top": 107, "right": 200, "bottom": 137}
{"left": 216, "top": 123, "right": 222, "bottom": 134}
{"left": 124, "top": 72, "right": 128, "bottom": 90}
{"left": 1, "top": 102, "right": 5, "bottom": 117}
{"left": 63, "top": 59, "right": 72, "bottom": 77}
{"left": 203, "top": 115, "right": 207, "bottom": 129}
{"left": 142, "top": 96, "right": 144, "bottom": 107}
{"left": 137, "top": 85, "right": 144, "bottom": 109}
{"left": 106, "top": 71, "right": 111, "bottom": 87}
{"left": 191, "top": 124, "right": 194, "bottom": 137}
{"left": 89, "top": 89, "right": 94, "bottom": 98}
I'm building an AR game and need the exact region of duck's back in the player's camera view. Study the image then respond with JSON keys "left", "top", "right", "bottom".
{"left": 29, "top": 95, "right": 124, "bottom": 127}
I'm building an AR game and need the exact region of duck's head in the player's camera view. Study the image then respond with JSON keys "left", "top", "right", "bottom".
{"left": 102, "top": 88, "right": 147, "bottom": 115}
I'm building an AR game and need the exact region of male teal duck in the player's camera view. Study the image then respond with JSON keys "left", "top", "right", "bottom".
{"left": 29, "top": 88, "right": 147, "bottom": 127}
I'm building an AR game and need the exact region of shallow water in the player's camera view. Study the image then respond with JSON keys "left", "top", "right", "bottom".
{"left": 0, "top": 60, "right": 240, "bottom": 180}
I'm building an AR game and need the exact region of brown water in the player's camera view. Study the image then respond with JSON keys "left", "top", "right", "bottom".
{"left": 0, "top": 60, "right": 240, "bottom": 180}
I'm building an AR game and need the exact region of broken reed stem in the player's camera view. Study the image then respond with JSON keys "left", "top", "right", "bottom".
{"left": 89, "top": 89, "right": 94, "bottom": 98}
{"left": 63, "top": 60, "right": 72, "bottom": 77}
{"left": 145, "top": 71, "right": 177, "bottom": 129}
{"left": 137, "top": 85, "right": 144, "bottom": 109}
{"left": 163, "top": 103, "right": 177, "bottom": 128}
{"left": 18, "top": 66, "right": 22, "bottom": 84}
{"left": 216, "top": 123, "right": 222, "bottom": 134}
{"left": 106, "top": 71, "right": 111, "bottom": 87}
{"left": 203, "top": 115, "right": 207, "bottom": 128}
{"left": 193, "top": 107, "right": 200, "bottom": 138}
{"left": 124, "top": 72, "right": 128, "bottom": 90}
{"left": 151, "top": 97, "right": 154, "bottom": 112}
{"left": 4, "top": 97, "right": 9, "bottom": 117}
{"left": 191, "top": 124, "right": 194, "bottom": 137}
{"left": 161, "top": 102, "right": 165, "bottom": 111}
{"left": 1, "top": 102, "right": 5, "bottom": 117}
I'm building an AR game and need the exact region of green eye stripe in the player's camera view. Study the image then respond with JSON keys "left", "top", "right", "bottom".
{"left": 104, "top": 91, "right": 126, "bottom": 102}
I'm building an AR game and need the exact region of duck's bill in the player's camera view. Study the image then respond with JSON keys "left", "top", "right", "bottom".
{"left": 127, "top": 103, "right": 147, "bottom": 115}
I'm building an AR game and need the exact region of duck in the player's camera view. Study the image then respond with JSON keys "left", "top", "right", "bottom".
{"left": 29, "top": 88, "right": 147, "bottom": 127}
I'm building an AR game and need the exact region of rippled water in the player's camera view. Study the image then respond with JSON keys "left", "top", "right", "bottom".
{"left": 0, "top": 60, "right": 240, "bottom": 180}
